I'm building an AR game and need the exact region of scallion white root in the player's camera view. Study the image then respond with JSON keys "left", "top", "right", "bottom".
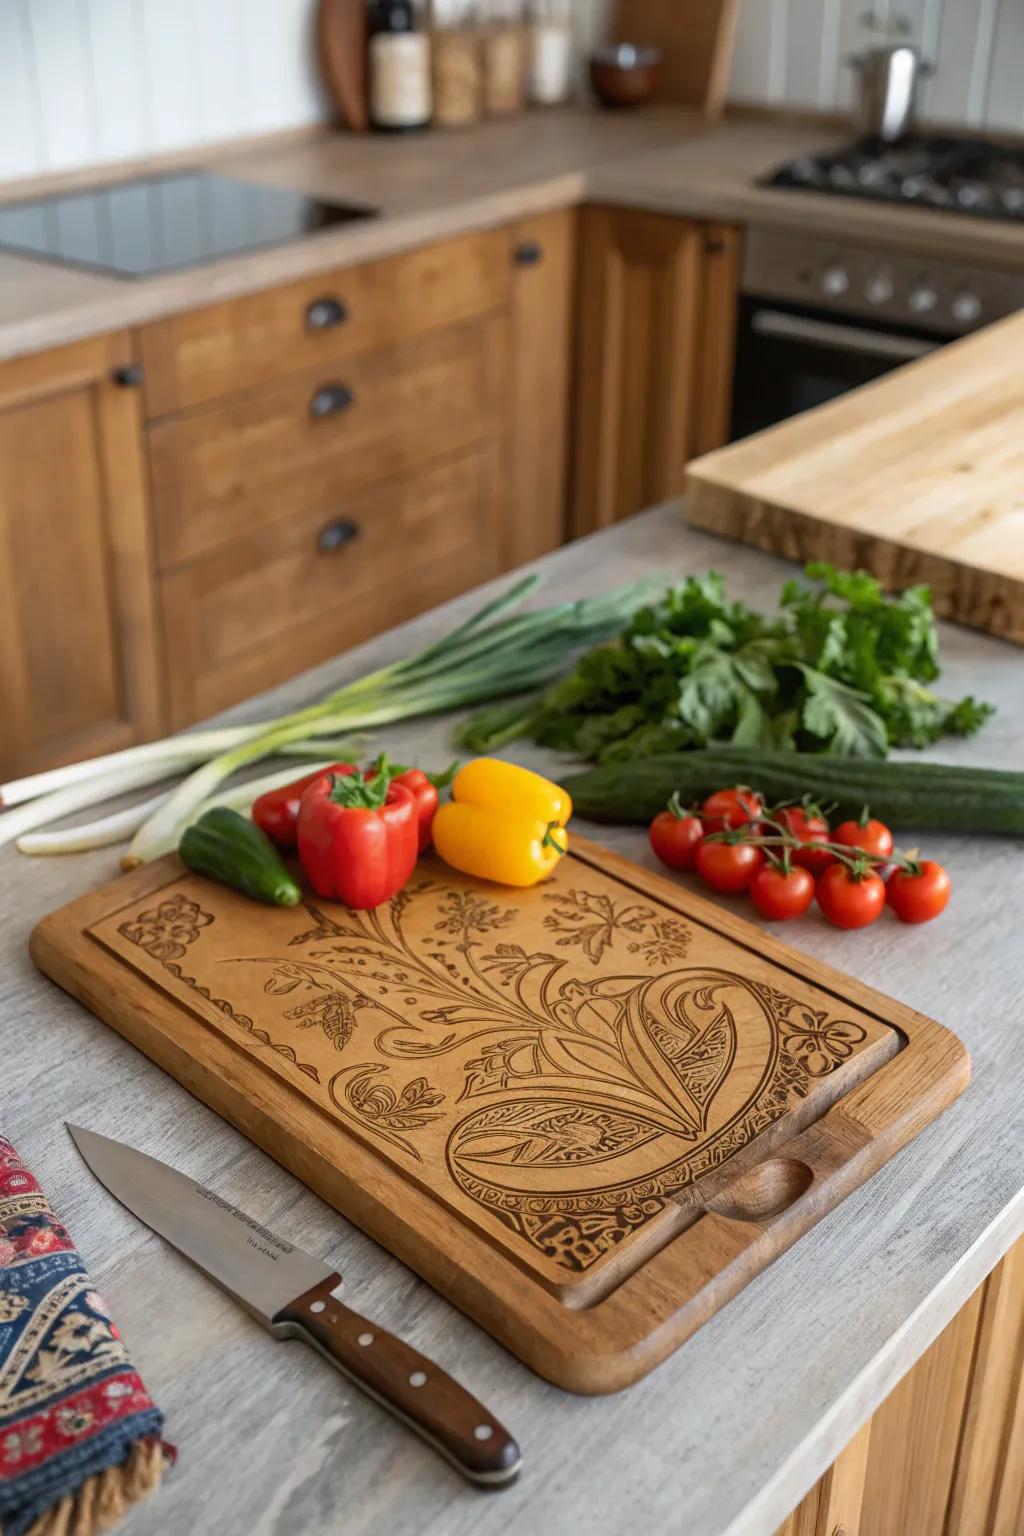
{"left": 0, "top": 761, "right": 193, "bottom": 851}
{"left": 13, "top": 752, "right": 360, "bottom": 857}
{"left": 0, "top": 726, "right": 266, "bottom": 808}
{"left": 15, "top": 792, "right": 172, "bottom": 855}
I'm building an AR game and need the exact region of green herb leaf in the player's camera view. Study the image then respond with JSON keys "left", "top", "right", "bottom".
{"left": 797, "top": 666, "right": 889, "bottom": 758}
{"left": 455, "top": 563, "right": 993, "bottom": 767}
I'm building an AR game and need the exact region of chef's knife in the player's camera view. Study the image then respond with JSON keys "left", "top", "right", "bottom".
{"left": 66, "top": 1124, "right": 521, "bottom": 1487}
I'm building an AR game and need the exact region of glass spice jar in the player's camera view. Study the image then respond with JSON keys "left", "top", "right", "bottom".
{"left": 527, "top": 0, "right": 572, "bottom": 106}
{"left": 480, "top": 0, "right": 526, "bottom": 117}
{"left": 431, "top": 0, "right": 482, "bottom": 127}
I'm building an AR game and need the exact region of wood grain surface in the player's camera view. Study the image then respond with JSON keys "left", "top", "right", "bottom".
{"left": 685, "top": 313, "right": 1024, "bottom": 644}
{"left": 139, "top": 229, "right": 509, "bottom": 418}
{"left": 157, "top": 444, "right": 502, "bottom": 727}
{"left": 31, "top": 835, "right": 965, "bottom": 1391}
{"left": 4, "top": 505, "right": 1024, "bottom": 1535}
{"left": 504, "top": 209, "right": 576, "bottom": 568}
{"left": 573, "top": 206, "right": 705, "bottom": 535}
{"left": 612, "top": 0, "right": 740, "bottom": 117}
{"left": 316, "top": 0, "right": 369, "bottom": 134}
{"left": 0, "top": 333, "right": 162, "bottom": 778}
{"left": 148, "top": 315, "right": 506, "bottom": 568}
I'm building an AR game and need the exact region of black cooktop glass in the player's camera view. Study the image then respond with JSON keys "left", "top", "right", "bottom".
{"left": 764, "top": 136, "right": 1024, "bottom": 222}
{"left": 0, "top": 171, "right": 377, "bottom": 279}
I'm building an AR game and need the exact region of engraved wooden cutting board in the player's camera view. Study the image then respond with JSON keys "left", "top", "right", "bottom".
{"left": 31, "top": 837, "right": 969, "bottom": 1392}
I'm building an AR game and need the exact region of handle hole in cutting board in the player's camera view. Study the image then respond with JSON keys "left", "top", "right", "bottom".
{"left": 709, "top": 1158, "right": 814, "bottom": 1223}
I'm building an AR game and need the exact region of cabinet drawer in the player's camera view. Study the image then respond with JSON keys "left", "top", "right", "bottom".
{"left": 149, "top": 316, "right": 507, "bottom": 569}
{"left": 140, "top": 227, "right": 510, "bottom": 417}
{"left": 158, "top": 444, "right": 502, "bottom": 729}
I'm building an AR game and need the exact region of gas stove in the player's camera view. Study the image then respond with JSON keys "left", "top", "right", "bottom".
{"left": 765, "top": 135, "right": 1024, "bottom": 222}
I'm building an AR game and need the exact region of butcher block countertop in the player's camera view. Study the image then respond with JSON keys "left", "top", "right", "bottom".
{"left": 685, "top": 307, "right": 1024, "bottom": 644}
{"left": 5, "top": 505, "right": 1024, "bottom": 1536}
{"left": 4, "top": 108, "right": 1024, "bottom": 364}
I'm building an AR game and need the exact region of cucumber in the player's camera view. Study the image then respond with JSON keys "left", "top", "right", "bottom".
{"left": 561, "top": 749, "right": 1024, "bottom": 836}
{"left": 179, "top": 807, "right": 302, "bottom": 906}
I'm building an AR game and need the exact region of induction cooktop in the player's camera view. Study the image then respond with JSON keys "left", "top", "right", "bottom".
{"left": 0, "top": 171, "right": 377, "bottom": 279}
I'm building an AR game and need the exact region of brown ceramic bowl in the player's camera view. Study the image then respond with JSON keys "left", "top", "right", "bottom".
{"left": 589, "top": 43, "right": 662, "bottom": 108}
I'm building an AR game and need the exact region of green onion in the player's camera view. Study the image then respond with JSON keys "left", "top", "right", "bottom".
{"left": 1, "top": 576, "right": 652, "bottom": 864}
{"left": 124, "top": 577, "right": 654, "bottom": 866}
{"left": 14, "top": 751, "right": 361, "bottom": 856}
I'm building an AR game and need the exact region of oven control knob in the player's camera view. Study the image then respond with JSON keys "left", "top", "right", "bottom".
{"left": 951, "top": 289, "right": 983, "bottom": 326}
{"left": 909, "top": 282, "right": 939, "bottom": 315}
{"left": 820, "top": 263, "right": 850, "bottom": 298}
{"left": 865, "top": 269, "right": 895, "bottom": 305}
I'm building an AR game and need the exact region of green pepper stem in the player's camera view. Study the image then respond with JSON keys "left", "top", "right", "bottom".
{"left": 543, "top": 821, "right": 567, "bottom": 855}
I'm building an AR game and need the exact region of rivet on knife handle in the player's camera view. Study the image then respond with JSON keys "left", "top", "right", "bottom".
{"left": 272, "top": 1277, "right": 522, "bottom": 1487}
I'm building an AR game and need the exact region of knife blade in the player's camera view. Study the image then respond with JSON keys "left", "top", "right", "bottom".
{"left": 66, "top": 1124, "right": 521, "bottom": 1487}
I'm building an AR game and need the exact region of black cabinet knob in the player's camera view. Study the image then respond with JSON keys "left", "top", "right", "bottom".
{"left": 317, "top": 518, "right": 360, "bottom": 553}
{"left": 514, "top": 240, "right": 543, "bottom": 266}
{"left": 309, "top": 383, "right": 355, "bottom": 420}
{"left": 306, "top": 296, "right": 348, "bottom": 331}
{"left": 112, "top": 364, "right": 144, "bottom": 387}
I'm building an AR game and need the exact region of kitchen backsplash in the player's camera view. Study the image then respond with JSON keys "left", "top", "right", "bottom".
{"left": 3, "top": 0, "right": 1021, "bottom": 185}
{"left": 728, "top": 0, "right": 1023, "bottom": 132}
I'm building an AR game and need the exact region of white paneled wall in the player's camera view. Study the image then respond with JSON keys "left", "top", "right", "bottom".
{"left": 2, "top": 0, "right": 615, "bottom": 183}
{"left": 728, "top": 0, "right": 1024, "bottom": 133}
{"left": 1, "top": 0, "right": 330, "bottom": 182}
{"left": 2, "top": 0, "right": 1022, "bottom": 185}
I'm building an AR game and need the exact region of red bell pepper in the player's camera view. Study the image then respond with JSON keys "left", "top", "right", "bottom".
{"left": 252, "top": 762, "right": 356, "bottom": 847}
{"left": 297, "top": 769, "right": 418, "bottom": 909}
{"left": 391, "top": 768, "right": 439, "bottom": 852}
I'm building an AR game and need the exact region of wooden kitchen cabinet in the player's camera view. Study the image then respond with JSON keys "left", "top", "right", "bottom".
{"left": 777, "top": 1231, "right": 1024, "bottom": 1536}
{"left": 148, "top": 315, "right": 507, "bottom": 569}
{"left": 0, "top": 334, "right": 161, "bottom": 777}
{"left": 159, "top": 444, "right": 502, "bottom": 727}
{"left": 138, "top": 228, "right": 510, "bottom": 417}
{"left": 0, "top": 214, "right": 579, "bottom": 778}
{"left": 505, "top": 207, "right": 576, "bottom": 566}
{"left": 572, "top": 205, "right": 740, "bottom": 536}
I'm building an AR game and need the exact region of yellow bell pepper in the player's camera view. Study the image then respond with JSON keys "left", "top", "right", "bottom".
{"left": 432, "top": 758, "right": 571, "bottom": 888}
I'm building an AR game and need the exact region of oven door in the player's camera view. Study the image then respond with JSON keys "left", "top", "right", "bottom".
{"left": 729, "top": 296, "right": 942, "bottom": 441}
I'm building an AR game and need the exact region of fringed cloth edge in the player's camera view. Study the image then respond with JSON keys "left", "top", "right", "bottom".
{"left": 22, "top": 1438, "right": 172, "bottom": 1536}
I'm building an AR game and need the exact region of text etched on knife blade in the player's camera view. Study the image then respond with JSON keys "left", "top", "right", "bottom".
{"left": 194, "top": 1184, "right": 296, "bottom": 1258}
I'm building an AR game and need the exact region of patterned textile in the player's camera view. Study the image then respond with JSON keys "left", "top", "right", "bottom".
{"left": 0, "top": 1137, "right": 172, "bottom": 1536}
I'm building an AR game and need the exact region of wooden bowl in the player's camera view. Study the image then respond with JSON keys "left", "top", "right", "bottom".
{"left": 589, "top": 43, "right": 661, "bottom": 108}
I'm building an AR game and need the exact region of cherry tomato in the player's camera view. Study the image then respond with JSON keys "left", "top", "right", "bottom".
{"left": 749, "top": 864, "right": 815, "bottom": 921}
{"left": 887, "top": 861, "right": 951, "bottom": 924}
{"left": 695, "top": 838, "right": 765, "bottom": 894}
{"left": 833, "top": 817, "right": 894, "bottom": 862}
{"left": 777, "top": 805, "right": 835, "bottom": 875}
{"left": 701, "top": 787, "right": 763, "bottom": 835}
{"left": 816, "top": 864, "right": 887, "bottom": 930}
{"left": 649, "top": 809, "right": 704, "bottom": 871}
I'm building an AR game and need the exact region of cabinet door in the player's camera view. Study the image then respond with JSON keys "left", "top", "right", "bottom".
{"left": 505, "top": 208, "right": 576, "bottom": 567}
{"left": 572, "top": 207, "right": 739, "bottom": 537}
{"left": 691, "top": 223, "right": 742, "bottom": 459}
{"left": 0, "top": 335, "right": 161, "bottom": 777}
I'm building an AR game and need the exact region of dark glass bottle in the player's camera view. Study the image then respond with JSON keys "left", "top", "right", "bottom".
{"left": 368, "top": 0, "right": 433, "bottom": 132}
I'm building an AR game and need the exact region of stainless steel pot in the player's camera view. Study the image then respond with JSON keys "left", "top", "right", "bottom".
{"left": 847, "top": 43, "right": 931, "bottom": 142}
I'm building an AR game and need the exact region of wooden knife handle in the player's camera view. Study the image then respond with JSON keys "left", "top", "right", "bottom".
{"left": 273, "top": 1277, "right": 522, "bottom": 1487}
